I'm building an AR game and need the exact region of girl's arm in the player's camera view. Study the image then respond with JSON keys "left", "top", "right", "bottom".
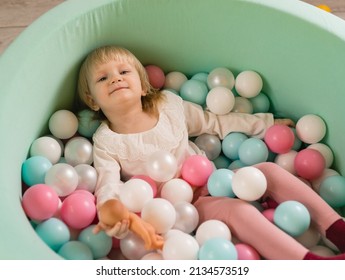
{"left": 183, "top": 100, "right": 275, "bottom": 139}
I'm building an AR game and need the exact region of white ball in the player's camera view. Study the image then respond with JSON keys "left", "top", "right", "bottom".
{"left": 119, "top": 179, "right": 153, "bottom": 213}
{"left": 307, "top": 143, "right": 333, "bottom": 168}
{"left": 145, "top": 150, "right": 178, "bottom": 182}
{"left": 232, "top": 166, "right": 267, "bottom": 201}
{"left": 296, "top": 114, "right": 326, "bottom": 144}
{"left": 164, "top": 71, "right": 188, "bottom": 92}
{"left": 231, "top": 96, "right": 253, "bottom": 114}
{"left": 274, "top": 150, "right": 298, "bottom": 175}
{"left": 141, "top": 198, "right": 176, "bottom": 234}
{"left": 44, "top": 163, "right": 79, "bottom": 197}
{"left": 195, "top": 219, "right": 231, "bottom": 246}
{"left": 160, "top": 178, "right": 194, "bottom": 204}
{"left": 29, "top": 136, "right": 62, "bottom": 164}
{"left": 74, "top": 164, "right": 98, "bottom": 193}
{"left": 48, "top": 110, "right": 78, "bottom": 139}
{"left": 64, "top": 137, "right": 93, "bottom": 166}
{"left": 206, "top": 87, "right": 235, "bottom": 115}
{"left": 162, "top": 232, "right": 199, "bottom": 260}
{"left": 173, "top": 201, "right": 199, "bottom": 234}
{"left": 207, "top": 67, "right": 235, "bottom": 89}
{"left": 235, "top": 70, "right": 263, "bottom": 98}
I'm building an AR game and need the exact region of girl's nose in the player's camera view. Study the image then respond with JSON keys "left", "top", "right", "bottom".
{"left": 111, "top": 75, "right": 122, "bottom": 84}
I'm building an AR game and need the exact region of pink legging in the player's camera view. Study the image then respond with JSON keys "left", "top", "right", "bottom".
{"left": 193, "top": 162, "right": 341, "bottom": 260}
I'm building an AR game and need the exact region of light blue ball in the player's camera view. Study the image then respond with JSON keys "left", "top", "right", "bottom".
{"left": 222, "top": 132, "right": 248, "bottom": 160}
{"left": 238, "top": 138, "right": 269, "bottom": 165}
{"left": 58, "top": 241, "right": 93, "bottom": 260}
{"left": 78, "top": 225, "right": 112, "bottom": 259}
{"left": 319, "top": 175, "right": 345, "bottom": 208}
{"left": 250, "top": 92, "right": 270, "bottom": 113}
{"left": 213, "top": 154, "right": 232, "bottom": 169}
{"left": 207, "top": 168, "right": 235, "bottom": 197}
{"left": 273, "top": 200, "right": 310, "bottom": 237}
{"left": 35, "top": 218, "right": 70, "bottom": 251}
{"left": 191, "top": 72, "right": 209, "bottom": 84}
{"left": 77, "top": 109, "right": 101, "bottom": 138}
{"left": 21, "top": 156, "right": 52, "bottom": 186}
{"left": 228, "top": 159, "right": 247, "bottom": 170}
{"left": 180, "top": 79, "right": 208, "bottom": 105}
{"left": 198, "top": 238, "right": 237, "bottom": 260}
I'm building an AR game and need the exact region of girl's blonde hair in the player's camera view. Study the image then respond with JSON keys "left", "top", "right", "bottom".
{"left": 77, "top": 46, "right": 164, "bottom": 120}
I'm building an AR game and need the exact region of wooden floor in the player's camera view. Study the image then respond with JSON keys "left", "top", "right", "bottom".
{"left": 0, "top": 0, "right": 345, "bottom": 55}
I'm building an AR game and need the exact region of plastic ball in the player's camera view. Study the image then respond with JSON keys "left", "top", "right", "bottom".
{"left": 235, "top": 243, "right": 261, "bottom": 260}
{"left": 310, "top": 245, "right": 335, "bottom": 256}
{"left": 180, "top": 79, "right": 208, "bottom": 105}
{"left": 250, "top": 92, "right": 270, "bottom": 113}
{"left": 22, "top": 156, "right": 53, "bottom": 186}
{"left": 160, "top": 178, "right": 194, "bottom": 204}
{"left": 29, "top": 136, "right": 62, "bottom": 164}
{"left": 238, "top": 138, "right": 269, "bottom": 165}
{"left": 22, "top": 184, "right": 59, "bottom": 220}
{"left": 60, "top": 192, "right": 96, "bottom": 229}
{"left": 307, "top": 143, "right": 333, "bottom": 168}
{"left": 131, "top": 174, "right": 158, "bottom": 197}
{"left": 77, "top": 109, "right": 101, "bottom": 138}
{"left": 74, "top": 164, "right": 97, "bottom": 193}
{"left": 232, "top": 166, "right": 267, "bottom": 201}
{"left": 198, "top": 238, "right": 237, "bottom": 260}
{"left": 274, "top": 150, "right": 297, "bottom": 175}
{"left": 291, "top": 128, "right": 302, "bottom": 151}
{"left": 173, "top": 201, "right": 199, "bottom": 234}
{"left": 145, "top": 64, "right": 165, "bottom": 89}
{"left": 311, "top": 168, "right": 339, "bottom": 193}
{"left": 164, "top": 71, "right": 188, "bottom": 92}
{"left": 296, "top": 114, "right": 326, "bottom": 144}
{"left": 228, "top": 159, "right": 247, "bottom": 170}
{"left": 58, "top": 240, "right": 93, "bottom": 260}
{"left": 207, "top": 168, "right": 235, "bottom": 197}
{"left": 235, "top": 70, "right": 263, "bottom": 98}
{"left": 162, "top": 232, "right": 199, "bottom": 260}
{"left": 221, "top": 132, "right": 248, "bottom": 160}
{"left": 231, "top": 96, "right": 254, "bottom": 114}
{"left": 44, "top": 163, "right": 79, "bottom": 197}
{"left": 119, "top": 178, "right": 153, "bottom": 213}
{"left": 48, "top": 110, "right": 78, "bottom": 139}
{"left": 295, "top": 224, "right": 321, "bottom": 249}
{"left": 262, "top": 208, "right": 275, "bottom": 223}
{"left": 145, "top": 150, "right": 178, "bottom": 182}
{"left": 195, "top": 219, "right": 231, "bottom": 246}
{"left": 141, "top": 198, "right": 176, "bottom": 234}
{"left": 194, "top": 134, "right": 222, "bottom": 160}
{"left": 319, "top": 175, "right": 345, "bottom": 208}
{"left": 212, "top": 154, "right": 232, "bottom": 169}
{"left": 64, "top": 136, "right": 93, "bottom": 166}
{"left": 181, "top": 155, "right": 214, "bottom": 187}
{"left": 273, "top": 200, "right": 311, "bottom": 237}
{"left": 35, "top": 217, "right": 70, "bottom": 251}
{"left": 141, "top": 252, "right": 164, "bottom": 260}
{"left": 206, "top": 86, "right": 235, "bottom": 115}
{"left": 207, "top": 67, "right": 235, "bottom": 89}
{"left": 294, "top": 149, "right": 325, "bottom": 180}
{"left": 264, "top": 124, "right": 295, "bottom": 154}
{"left": 191, "top": 72, "right": 208, "bottom": 83}
{"left": 120, "top": 232, "right": 151, "bottom": 260}
{"left": 78, "top": 225, "right": 113, "bottom": 259}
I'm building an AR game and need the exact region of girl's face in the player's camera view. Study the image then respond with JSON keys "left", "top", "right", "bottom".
{"left": 87, "top": 59, "right": 145, "bottom": 112}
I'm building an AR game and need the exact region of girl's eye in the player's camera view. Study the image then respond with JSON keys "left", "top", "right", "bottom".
{"left": 120, "top": 70, "right": 130, "bottom": 75}
{"left": 97, "top": 76, "right": 107, "bottom": 82}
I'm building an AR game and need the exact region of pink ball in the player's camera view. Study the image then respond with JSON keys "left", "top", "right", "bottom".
{"left": 22, "top": 184, "right": 59, "bottom": 220}
{"left": 181, "top": 155, "right": 214, "bottom": 187}
{"left": 235, "top": 243, "right": 261, "bottom": 260}
{"left": 60, "top": 192, "right": 96, "bottom": 229}
{"left": 131, "top": 174, "right": 158, "bottom": 197}
{"left": 294, "top": 149, "right": 325, "bottom": 180}
{"left": 145, "top": 64, "right": 165, "bottom": 89}
{"left": 262, "top": 208, "right": 275, "bottom": 223}
{"left": 264, "top": 124, "right": 295, "bottom": 154}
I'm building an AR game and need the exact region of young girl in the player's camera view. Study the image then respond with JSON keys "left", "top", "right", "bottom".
{"left": 77, "top": 45, "right": 345, "bottom": 260}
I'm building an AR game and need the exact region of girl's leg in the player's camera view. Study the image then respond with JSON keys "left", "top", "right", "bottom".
{"left": 194, "top": 196, "right": 308, "bottom": 260}
{"left": 255, "top": 162, "right": 345, "bottom": 251}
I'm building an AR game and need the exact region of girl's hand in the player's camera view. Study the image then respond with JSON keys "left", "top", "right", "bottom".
{"left": 93, "top": 219, "right": 130, "bottom": 239}
{"left": 274, "top": 118, "right": 295, "bottom": 127}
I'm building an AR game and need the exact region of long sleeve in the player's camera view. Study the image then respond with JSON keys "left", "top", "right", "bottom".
{"left": 183, "top": 100, "right": 274, "bottom": 139}
{"left": 93, "top": 142, "right": 124, "bottom": 206}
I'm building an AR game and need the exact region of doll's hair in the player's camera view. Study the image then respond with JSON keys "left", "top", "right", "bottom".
{"left": 77, "top": 45, "right": 164, "bottom": 120}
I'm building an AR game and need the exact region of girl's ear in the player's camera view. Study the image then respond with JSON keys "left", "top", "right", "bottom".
{"left": 86, "top": 94, "right": 100, "bottom": 111}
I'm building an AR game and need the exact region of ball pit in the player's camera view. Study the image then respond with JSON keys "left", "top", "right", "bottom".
{"left": 1, "top": 0, "right": 345, "bottom": 259}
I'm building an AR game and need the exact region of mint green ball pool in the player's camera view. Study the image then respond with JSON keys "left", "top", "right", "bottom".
{"left": 1, "top": 0, "right": 345, "bottom": 259}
